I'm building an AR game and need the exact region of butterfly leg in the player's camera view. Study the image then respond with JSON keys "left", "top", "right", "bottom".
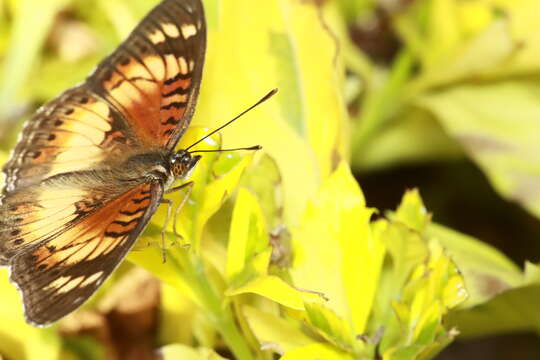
{"left": 167, "top": 181, "right": 194, "bottom": 245}
{"left": 160, "top": 198, "right": 174, "bottom": 263}
{"left": 159, "top": 181, "right": 194, "bottom": 259}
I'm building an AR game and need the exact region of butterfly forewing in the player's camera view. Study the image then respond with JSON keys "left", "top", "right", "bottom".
{"left": 0, "top": 0, "right": 206, "bottom": 325}
{"left": 1, "top": 87, "right": 139, "bottom": 194}
{"left": 88, "top": 0, "right": 205, "bottom": 149}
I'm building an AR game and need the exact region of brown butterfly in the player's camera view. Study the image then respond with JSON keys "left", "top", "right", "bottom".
{"left": 0, "top": 0, "right": 210, "bottom": 326}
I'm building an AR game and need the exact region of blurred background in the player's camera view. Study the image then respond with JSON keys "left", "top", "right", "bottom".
{"left": 1, "top": 0, "right": 540, "bottom": 359}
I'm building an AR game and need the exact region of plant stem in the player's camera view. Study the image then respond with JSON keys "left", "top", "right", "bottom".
{"left": 183, "top": 252, "right": 254, "bottom": 360}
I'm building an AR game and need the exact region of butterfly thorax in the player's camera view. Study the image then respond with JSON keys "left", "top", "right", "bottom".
{"left": 119, "top": 149, "right": 200, "bottom": 190}
{"left": 108, "top": 150, "right": 199, "bottom": 190}
{"left": 31, "top": 149, "right": 200, "bottom": 197}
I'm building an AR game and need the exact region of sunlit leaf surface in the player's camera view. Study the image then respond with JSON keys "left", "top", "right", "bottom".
{"left": 196, "top": 0, "right": 348, "bottom": 227}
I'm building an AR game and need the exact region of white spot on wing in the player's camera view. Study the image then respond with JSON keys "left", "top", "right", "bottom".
{"left": 181, "top": 24, "right": 197, "bottom": 39}
{"left": 81, "top": 271, "right": 104, "bottom": 287}
{"left": 162, "top": 23, "right": 180, "bottom": 38}
{"left": 148, "top": 29, "right": 165, "bottom": 43}
{"left": 178, "top": 57, "right": 189, "bottom": 74}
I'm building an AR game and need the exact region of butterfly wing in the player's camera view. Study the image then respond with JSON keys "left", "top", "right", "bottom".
{"left": 0, "top": 0, "right": 206, "bottom": 323}
{"left": 9, "top": 182, "right": 162, "bottom": 325}
{"left": 0, "top": 177, "right": 113, "bottom": 265}
{"left": 1, "top": 86, "right": 142, "bottom": 194}
{"left": 1, "top": 0, "right": 206, "bottom": 258}
{"left": 87, "top": 0, "right": 206, "bottom": 150}
{"left": 2, "top": 0, "right": 205, "bottom": 193}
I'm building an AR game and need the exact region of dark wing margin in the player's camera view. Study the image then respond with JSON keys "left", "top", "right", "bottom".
{"left": 9, "top": 182, "right": 163, "bottom": 326}
{"left": 87, "top": 0, "right": 206, "bottom": 149}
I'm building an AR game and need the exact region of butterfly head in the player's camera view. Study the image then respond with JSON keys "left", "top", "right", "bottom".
{"left": 169, "top": 150, "right": 201, "bottom": 179}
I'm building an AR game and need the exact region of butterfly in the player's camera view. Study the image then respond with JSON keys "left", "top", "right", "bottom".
{"left": 0, "top": 0, "right": 208, "bottom": 326}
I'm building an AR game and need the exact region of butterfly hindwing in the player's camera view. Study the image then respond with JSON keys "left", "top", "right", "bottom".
{"left": 88, "top": 0, "right": 206, "bottom": 150}
{"left": 0, "top": 184, "right": 113, "bottom": 265}
{"left": 9, "top": 183, "right": 163, "bottom": 325}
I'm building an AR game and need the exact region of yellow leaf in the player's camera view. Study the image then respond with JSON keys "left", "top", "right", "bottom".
{"left": 240, "top": 154, "right": 283, "bottom": 229}
{"left": 394, "top": 189, "right": 430, "bottom": 232}
{"left": 159, "top": 344, "right": 226, "bottom": 360}
{"left": 159, "top": 284, "right": 199, "bottom": 345}
{"left": 0, "top": 269, "right": 61, "bottom": 360}
{"left": 226, "top": 188, "right": 269, "bottom": 280}
{"left": 193, "top": 154, "right": 253, "bottom": 252}
{"left": 227, "top": 275, "right": 316, "bottom": 310}
{"left": 425, "top": 0, "right": 463, "bottom": 69}
{"left": 281, "top": 343, "right": 355, "bottom": 360}
{"left": 0, "top": 0, "right": 70, "bottom": 116}
{"left": 291, "top": 162, "right": 383, "bottom": 341}
{"left": 243, "top": 305, "right": 314, "bottom": 355}
{"left": 418, "top": 81, "right": 540, "bottom": 220}
{"left": 429, "top": 223, "right": 522, "bottom": 307}
{"left": 385, "top": 240, "right": 467, "bottom": 356}
{"left": 196, "top": 0, "right": 348, "bottom": 228}
{"left": 304, "top": 302, "right": 358, "bottom": 352}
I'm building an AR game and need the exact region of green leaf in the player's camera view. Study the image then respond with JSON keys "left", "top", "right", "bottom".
{"left": 403, "top": 16, "right": 513, "bottom": 89}
{"left": 423, "top": 0, "right": 463, "bottom": 69}
{"left": 355, "top": 109, "right": 463, "bottom": 171}
{"left": 336, "top": 0, "right": 376, "bottom": 24}
{"left": 369, "top": 220, "right": 428, "bottom": 335}
{"left": 368, "top": 191, "right": 467, "bottom": 359}
{"left": 495, "top": 0, "right": 540, "bottom": 75}
{"left": 382, "top": 241, "right": 466, "bottom": 360}
{"left": 448, "top": 262, "right": 540, "bottom": 337}
{"left": 396, "top": 2, "right": 519, "bottom": 96}
{"left": 0, "top": 0, "right": 71, "bottom": 117}
{"left": 428, "top": 223, "right": 522, "bottom": 307}
{"left": 418, "top": 81, "right": 540, "bottom": 220}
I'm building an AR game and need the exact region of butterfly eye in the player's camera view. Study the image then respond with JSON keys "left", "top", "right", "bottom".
{"left": 171, "top": 162, "right": 184, "bottom": 177}
{"left": 181, "top": 154, "right": 192, "bottom": 165}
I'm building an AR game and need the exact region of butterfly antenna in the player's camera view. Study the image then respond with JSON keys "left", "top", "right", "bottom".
{"left": 190, "top": 145, "right": 262, "bottom": 153}
{"left": 185, "top": 88, "right": 278, "bottom": 151}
